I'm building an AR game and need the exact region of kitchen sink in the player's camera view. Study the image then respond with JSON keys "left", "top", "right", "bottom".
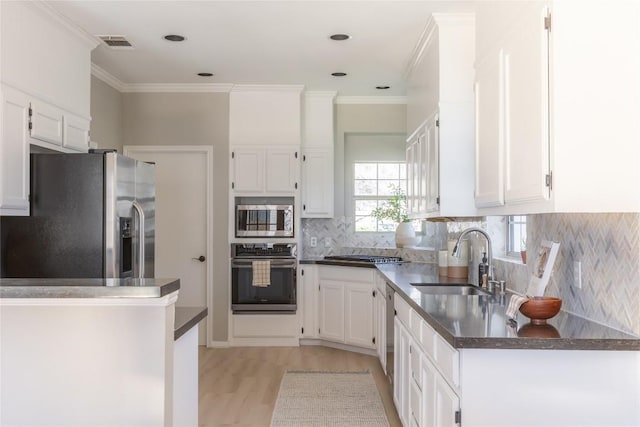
{"left": 410, "top": 283, "right": 491, "bottom": 296}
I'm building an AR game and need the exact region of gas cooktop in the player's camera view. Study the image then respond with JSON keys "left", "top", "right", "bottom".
{"left": 323, "top": 255, "right": 403, "bottom": 264}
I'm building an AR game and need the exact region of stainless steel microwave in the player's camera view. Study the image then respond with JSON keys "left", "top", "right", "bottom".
{"left": 235, "top": 198, "right": 294, "bottom": 238}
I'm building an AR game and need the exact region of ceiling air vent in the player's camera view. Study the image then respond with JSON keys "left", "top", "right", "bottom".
{"left": 98, "top": 35, "right": 134, "bottom": 49}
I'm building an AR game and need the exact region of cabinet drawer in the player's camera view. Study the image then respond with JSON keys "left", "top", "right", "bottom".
{"left": 410, "top": 379, "right": 422, "bottom": 426}
{"left": 394, "top": 295, "right": 411, "bottom": 328}
{"left": 435, "top": 334, "right": 460, "bottom": 388}
{"left": 319, "top": 265, "right": 374, "bottom": 283}
{"left": 420, "top": 319, "right": 437, "bottom": 360}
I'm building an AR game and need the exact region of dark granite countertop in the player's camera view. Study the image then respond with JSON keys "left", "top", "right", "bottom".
{"left": 300, "top": 259, "right": 378, "bottom": 268}
{"left": 377, "top": 263, "right": 640, "bottom": 351}
{"left": 0, "top": 278, "right": 180, "bottom": 298}
{"left": 174, "top": 306, "right": 208, "bottom": 341}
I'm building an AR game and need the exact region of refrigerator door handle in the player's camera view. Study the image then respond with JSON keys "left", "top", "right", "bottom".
{"left": 132, "top": 201, "right": 145, "bottom": 279}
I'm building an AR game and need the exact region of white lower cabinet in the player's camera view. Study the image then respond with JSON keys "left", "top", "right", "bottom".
{"left": 374, "top": 274, "right": 387, "bottom": 370}
{"left": 395, "top": 294, "right": 461, "bottom": 427}
{"left": 318, "top": 279, "right": 345, "bottom": 342}
{"left": 317, "top": 266, "right": 375, "bottom": 349}
{"left": 299, "top": 265, "right": 318, "bottom": 339}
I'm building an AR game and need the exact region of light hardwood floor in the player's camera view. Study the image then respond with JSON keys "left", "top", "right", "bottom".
{"left": 198, "top": 345, "right": 402, "bottom": 427}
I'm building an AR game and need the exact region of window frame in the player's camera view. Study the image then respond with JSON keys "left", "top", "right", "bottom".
{"left": 506, "top": 215, "right": 527, "bottom": 257}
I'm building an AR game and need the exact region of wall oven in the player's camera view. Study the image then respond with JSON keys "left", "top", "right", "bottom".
{"left": 235, "top": 197, "right": 294, "bottom": 238}
{"left": 231, "top": 243, "right": 297, "bottom": 313}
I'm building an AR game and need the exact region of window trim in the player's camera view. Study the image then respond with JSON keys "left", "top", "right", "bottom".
{"left": 505, "top": 215, "right": 527, "bottom": 257}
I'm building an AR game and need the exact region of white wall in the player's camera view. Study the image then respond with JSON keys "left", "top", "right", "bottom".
{"left": 90, "top": 76, "right": 122, "bottom": 150}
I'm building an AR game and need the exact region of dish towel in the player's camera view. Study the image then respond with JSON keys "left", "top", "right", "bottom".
{"left": 252, "top": 260, "right": 271, "bottom": 287}
{"left": 506, "top": 294, "right": 530, "bottom": 320}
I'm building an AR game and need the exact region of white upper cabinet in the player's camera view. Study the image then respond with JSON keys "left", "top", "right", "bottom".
{"left": 301, "top": 92, "right": 335, "bottom": 218}
{"left": 475, "top": 1, "right": 640, "bottom": 214}
{"left": 406, "top": 14, "right": 476, "bottom": 218}
{"left": 62, "top": 114, "right": 91, "bottom": 152}
{"left": 1, "top": 1, "right": 96, "bottom": 119}
{"left": 230, "top": 146, "right": 298, "bottom": 195}
{"left": 229, "top": 85, "right": 303, "bottom": 146}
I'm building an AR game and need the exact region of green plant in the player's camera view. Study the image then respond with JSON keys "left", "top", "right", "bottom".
{"left": 370, "top": 184, "right": 409, "bottom": 224}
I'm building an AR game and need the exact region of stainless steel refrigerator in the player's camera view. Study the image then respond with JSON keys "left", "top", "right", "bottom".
{"left": 0, "top": 151, "right": 155, "bottom": 278}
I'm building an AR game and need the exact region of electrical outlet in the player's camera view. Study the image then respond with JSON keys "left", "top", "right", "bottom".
{"left": 324, "top": 237, "right": 332, "bottom": 248}
{"left": 310, "top": 237, "right": 317, "bottom": 247}
{"left": 573, "top": 261, "right": 582, "bottom": 289}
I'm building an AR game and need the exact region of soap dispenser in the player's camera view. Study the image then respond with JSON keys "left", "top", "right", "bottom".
{"left": 478, "top": 251, "right": 489, "bottom": 286}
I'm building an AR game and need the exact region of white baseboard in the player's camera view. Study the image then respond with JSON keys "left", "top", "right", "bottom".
{"left": 300, "top": 339, "right": 377, "bottom": 357}
{"left": 230, "top": 337, "right": 300, "bottom": 347}
{"left": 207, "top": 340, "right": 230, "bottom": 348}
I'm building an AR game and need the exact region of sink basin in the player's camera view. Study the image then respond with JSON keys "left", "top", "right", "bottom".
{"left": 410, "top": 283, "right": 491, "bottom": 296}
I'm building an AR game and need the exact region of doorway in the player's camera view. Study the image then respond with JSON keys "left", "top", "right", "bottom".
{"left": 124, "top": 145, "right": 213, "bottom": 345}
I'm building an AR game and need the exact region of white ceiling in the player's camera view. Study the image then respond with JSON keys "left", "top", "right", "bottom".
{"left": 47, "top": 1, "right": 475, "bottom": 96}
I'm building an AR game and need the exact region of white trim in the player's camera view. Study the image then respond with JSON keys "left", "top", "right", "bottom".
{"left": 299, "top": 339, "right": 377, "bottom": 356}
{"left": 91, "top": 63, "right": 126, "bottom": 92}
{"left": 231, "top": 84, "right": 304, "bottom": 93}
{"left": 207, "top": 340, "right": 230, "bottom": 348}
{"left": 124, "top": 83, "right": 234, "bottom": 93}
{"left": 0, "top": 291, "right": 179, "bottom": 307}
{"left": 230, "top": 337, "right": 300, "bottom": 347}
{"left": 28, "top": 1, "right": 100, "bottom": 49}
{"left": 123, "top": 145, "right": 215, "bottom": 348}
{"left": 304, "top": 90, "right": 337, "bottom": 100}
{"left": 336, "top": 96, "right": 407, "bottom": 105}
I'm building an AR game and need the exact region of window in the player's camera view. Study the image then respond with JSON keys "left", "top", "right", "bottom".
{"left": 506, "top": 215, "right": 527, "bottom": 256}
{"left": 353, "top": 162, "right": 407, "bottom": 232}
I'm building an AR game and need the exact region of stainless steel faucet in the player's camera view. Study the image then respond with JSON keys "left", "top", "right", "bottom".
{"left": 452, "top": 227, "right": 493, "bottom": 283}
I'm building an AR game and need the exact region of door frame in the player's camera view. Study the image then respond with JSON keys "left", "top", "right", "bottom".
{"left": 124, "top": 145, "right": 214, "bottom": 346}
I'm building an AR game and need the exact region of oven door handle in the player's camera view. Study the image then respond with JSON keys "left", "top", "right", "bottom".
{"left": 231, "top": 259, "right": 297, "bottom": 268}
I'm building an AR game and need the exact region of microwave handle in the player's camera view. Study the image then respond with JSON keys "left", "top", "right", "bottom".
{"left": 132, "top": 201, "right": 145, "bottom": 279}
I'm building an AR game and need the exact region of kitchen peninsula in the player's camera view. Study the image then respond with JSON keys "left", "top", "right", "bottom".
{"left": 0, "top": 278, "right": 206, "bottom": 427}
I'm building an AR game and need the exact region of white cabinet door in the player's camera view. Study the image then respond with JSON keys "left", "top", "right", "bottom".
{"left": 231, "top": 148, "right": 264, "bottom": 193}
{"left": 30, "top": 99, "right": 64, "bottom": 147}
{"left": 0, "top": 86, "right": 30, "bottom": 215}
{"left": 318, "top": 280, "right": 344, "bottom": 342}
{"left": 63, "top": 113, "right": 90, "bottom": 152}
{"left": 434, "top": 374, "right": 461, "bottom": 427}
{"left": 300, "top": 266, "right": 318, "bottom": 339}
{"left": 424, "top": 115, "right": 439, "bottom": 213}
{"left": 344, "top": 282, "right": 374, "bottom": 349}
{"left": 301, "top": 148, "right": 333, "bottom": 217}
{"left": 503, "top": 5, "right": 550, "bottom": 205}
{"left": 266, "top": 148, "right": 298, "bottom": 193}
{"left": 394, "top": 317, "right": 411, "bottom": 426}
{"left": 474, "top": 54, "right": 505, "bottom": 209}
{"left": 417, "top": 131, "right": 428, "bottom": 214}
{"left": 420, "top": 354, "right": 437, "bottom": 427}
{"left": 375, "top": 288, "right": 386, "bottom": 371}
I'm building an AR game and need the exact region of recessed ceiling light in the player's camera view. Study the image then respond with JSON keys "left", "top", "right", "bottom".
{"left": 331, "top": 72, "right": 347, "bottom": 77}
{"left": 330, "top": 34, "right": 351, "bottom": 41}
{"left": 164, "top": 34, "right": 185, "bottom": 42}
{"left": 197, "top": 72, "right": 214, "bottom": 77}
{"left": 376, "top": 86, "right": 390, "bottom": 90}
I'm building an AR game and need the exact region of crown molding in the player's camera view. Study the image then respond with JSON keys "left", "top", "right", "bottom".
{"left": 231, "top": 84, "right": 305, "bottom": 93}
{"left": 335, "top": 96, "right": 407, "bottom": 105}
{"left": 304, "top": 91, "right": 338, "bottom": 100}
{"left": 91, "top": 63, "right": 126, "bottom": 92}
{"left": 404, "top": 12, "right": 475, "bottom": 79}
{"left": 123, "top": 83, "right": 234, "bottom": 93}
{"left": 32, "top": 1, "right": 100, "bottom": 49}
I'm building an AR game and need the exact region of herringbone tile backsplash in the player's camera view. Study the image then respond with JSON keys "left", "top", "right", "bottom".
{"left": 302, "top": 213, "right": 640, "bottom": 336}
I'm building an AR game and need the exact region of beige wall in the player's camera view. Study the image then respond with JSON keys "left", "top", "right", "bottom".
{"left": 334, "top": 104, "right": 407, "bottom": 216}
{"left": 90, "top": 76, "right": 122, "bottom": 151}
{"left": 91, "top": 81, "right": 231, "bottom": 342}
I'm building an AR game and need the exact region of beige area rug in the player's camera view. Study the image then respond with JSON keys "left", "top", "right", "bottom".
{"left": 270, "top": 370, "right": 390, "bottom": 427}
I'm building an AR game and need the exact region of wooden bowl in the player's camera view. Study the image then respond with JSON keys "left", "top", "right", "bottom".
{"left": 519, "top": 297, "right": 562, "bottom": 325}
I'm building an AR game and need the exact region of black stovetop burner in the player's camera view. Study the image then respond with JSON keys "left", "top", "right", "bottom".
{"left": 323, "top": 255, "right": 403, "bottom": 264}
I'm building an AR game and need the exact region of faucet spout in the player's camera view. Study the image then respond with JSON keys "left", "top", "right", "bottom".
{"left": 452, "top": 227, "right": 493, "bottom": 282}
